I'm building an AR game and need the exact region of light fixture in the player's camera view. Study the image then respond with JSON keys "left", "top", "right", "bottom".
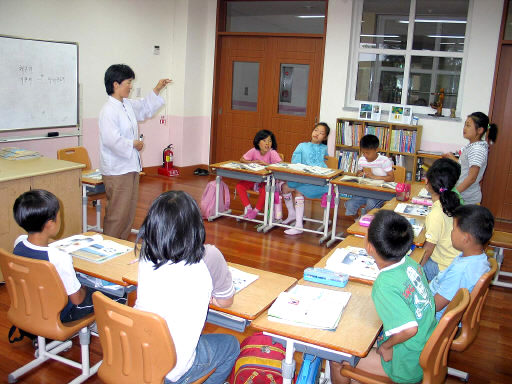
{"left": 297, "top": 15, "right": 325, "bottom": 19}
{"left": 427, "top": 35, "right": 465, "bottom": 39}
{"left": 361, "top": 34, "right": 400, "bottom": 38}
{"left": 399, "top": 19, "right": 467, "bottom": 24}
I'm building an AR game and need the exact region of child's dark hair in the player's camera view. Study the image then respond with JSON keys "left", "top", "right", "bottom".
{"left": 360, "top": 134, "right": 380, "bottom": 150}
{"left": 253, "top": 129, "right": 277, "bottom": 150}
{"left": 468, "top": 112, "right": 498, "bottom": 144}
{"left": 426, "top": 158, "right": 461, "bottom": 217}
{"left": 315, "top": 122, "right": 330, "bottom": 145}
{"left": 104, "top": 64, "right": 135, "bottom": 95}
{"left": 136, "top": 191, "right": 205, "bottom": 269}
{"left": 13, "top": 189, "right": 60, "bottom": 233}
{"left": 368, "top": 210, "right": 413, "bottom": 262}
{"left": 453, "top": 205, "right": 494, "bottom": 246}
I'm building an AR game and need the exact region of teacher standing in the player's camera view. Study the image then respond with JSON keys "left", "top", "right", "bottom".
{"left": 99, "top": 64, "right": 171, "bottom": 240}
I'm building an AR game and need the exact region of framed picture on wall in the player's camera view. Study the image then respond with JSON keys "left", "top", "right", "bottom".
{"left": 359, "top": 102, "right": 382, "bottom": 121}
{"left": 388, "top": 105, "right": 412, "bottom": 124}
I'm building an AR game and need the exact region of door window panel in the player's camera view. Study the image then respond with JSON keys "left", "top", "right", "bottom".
{"left": 278, "top": 64, "right": 309, "bottom": 116}
{"left": 231, "top": 61, "right": 259, "bottom": 111}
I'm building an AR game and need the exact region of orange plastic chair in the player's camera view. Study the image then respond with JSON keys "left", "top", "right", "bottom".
{"left": 58, "top": 146, "right": 105, "bottom": 231}
{"left": 340, "top": 288, "right": 470, "bottom": 384}
{"left": 0, "top": 248, "right": 99, "bottom": 384}
{"left": 92, "top": 292, "right": 214, "bottom": 384}
{"left": 448, "top": 258, "right": 498, "bottom": 380}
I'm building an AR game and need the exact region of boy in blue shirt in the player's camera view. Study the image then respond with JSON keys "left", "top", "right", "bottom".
{"left": 429, "top": 204, "right": 492, "bottom": 320}
{"left": 331, "top": 210, "right": 436, "bottom": 384}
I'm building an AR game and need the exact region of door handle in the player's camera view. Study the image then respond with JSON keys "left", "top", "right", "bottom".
{"left": 219, "top": 108, "right": 223, "bottom": 115}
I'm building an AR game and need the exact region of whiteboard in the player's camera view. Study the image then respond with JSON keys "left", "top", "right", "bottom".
{"left": 0, "top": 36, "right": 78, "bottom": 131}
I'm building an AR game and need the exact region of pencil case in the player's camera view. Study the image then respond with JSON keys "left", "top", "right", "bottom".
{"left": 303, "top": 267, "right": 349, "bottom": 288}
{"left": 412, "top": 197, "right": 433, "bottom": 206}
{"left": 359, "top": 214, "right": 374, "bottom": 227}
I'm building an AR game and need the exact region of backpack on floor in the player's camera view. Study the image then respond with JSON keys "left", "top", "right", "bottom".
{"left": 229, "top": 332, "right": 286, "bottom": 384}
{"left": 200, "top": 180, "right": 230, "bottom": 219}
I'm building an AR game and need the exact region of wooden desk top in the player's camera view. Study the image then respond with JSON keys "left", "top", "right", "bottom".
{"left": 381, "top": 182, "right": 427, "bottom": 211}
{"left": 347, "top": 209, "right": 426, "bottom": 247}
{"left": 123, "top": 261, "right": 296, "bottom": 321}
{"left": 210, "top": 161, "right": 272, "bottom": 176}
{"left": 71, "top": 232, "right": 138, "bottom": 286}
{"left": 0, "top": 157, "right": 84, "bottom": 182}
{"left": 251, "top": 279, "right": 382, "bottom": 358}
{"left": 266, "top": 163, "right": 342, "bottom": 180}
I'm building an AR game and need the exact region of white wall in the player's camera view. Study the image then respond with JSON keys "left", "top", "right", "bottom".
{"left": 320, "top": 0, "right": 504, "bottom": 154}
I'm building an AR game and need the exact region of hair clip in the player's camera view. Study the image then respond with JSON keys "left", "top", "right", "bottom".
{"left": 439, "top": 187, "right": 447, "bottom": 193}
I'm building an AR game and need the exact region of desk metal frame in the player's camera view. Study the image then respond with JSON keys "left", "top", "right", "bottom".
{"left": 264, "top": 169, "right": 336, "bottom": 244}
{"left": 208, "top": 167, "right": 272, "bottom": 231}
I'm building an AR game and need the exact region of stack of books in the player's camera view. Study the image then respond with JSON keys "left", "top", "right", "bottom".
{"left": 325, "top": 246, "right": 379, "bottom": 282}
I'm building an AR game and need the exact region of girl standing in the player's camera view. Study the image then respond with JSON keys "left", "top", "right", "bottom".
{"left": 281, "top": 122, "right": 330, "bottom": 235}
{"left": 443, "top": 112, "right": 498, "bottom": 204}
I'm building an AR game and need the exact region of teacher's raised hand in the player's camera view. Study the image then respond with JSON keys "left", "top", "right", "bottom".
{"left": 154, "top": 78, "right": 172, "bottom": 94}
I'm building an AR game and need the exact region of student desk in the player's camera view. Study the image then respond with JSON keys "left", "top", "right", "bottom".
{"left": 209, "top": 161, "right": 273, "bottom": 231}
{"left": 326, "top": 177, "right": 396, "bottom": 247}
{"left": 122, "top": 262, "right": 297, "bottom": 332}
{"left": 0, "top": 157, "right": 84, "bottom": 282}
{"left": 81, "top": 171, "right": 104, "bottom": 232}
{"left": 346, "top": 208, "right": 426, "bottom": 247}
{"left": 250, "top": 236, "right": 424, "bottom": 384}
{"left": 264, "top": 163, "right": 342, "bottom": 243}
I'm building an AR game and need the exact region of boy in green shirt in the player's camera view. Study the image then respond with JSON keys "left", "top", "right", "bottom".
{"left": 331, "top": 210, "right": 437, "bottom": 383}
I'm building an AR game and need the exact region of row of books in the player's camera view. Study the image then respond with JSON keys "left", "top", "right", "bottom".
{"left": 335, "top": 121, "right": 364, "bottom": 146}
{"left": 389, "top": 130, "right": 417, "bottom": 154}
{"left": 336, "top": 150, "right": 359, "bottom": 173}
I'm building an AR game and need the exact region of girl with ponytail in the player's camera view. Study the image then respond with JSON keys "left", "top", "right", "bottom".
{"left": 421, "top": 158, "right": 462, "bottom": 281}
{"left": 443, "top": 111, "right": 498, "bottom": 204}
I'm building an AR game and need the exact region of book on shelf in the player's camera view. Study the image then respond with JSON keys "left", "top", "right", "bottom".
{"left": 394, "top": 203, "right": 431, "bottom": 217}
{"left": 336, "top": 121, "right": 363, "bottom": 147}
{"left": 325, "top": 246, "right": 379, "bottom": 282}
{"left": 364, "top": 125, "right": 389, "bottom": 151}
{"left": 339, "top": 175, "right": 397, "bottom": 189}
{"left": 228, "top": 266, "right": 259, "bottom": 292}
{"left": 390, "top": 130, "right": 417, "bottom": 153}
{"left": 267, "top": 285, "right": 351, "bottom": 330}
{"left": 336, "top": 150, "right": 359, "bottom": 173}
{"left": 50, "top": 234, "right": 133, "bottom": 263}
{"left": 417, "top": 150, "right": 442, "bottom": 156}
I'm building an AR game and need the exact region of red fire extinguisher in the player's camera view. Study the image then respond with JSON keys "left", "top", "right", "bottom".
{"left": 158, "top": 144, "right": 180, "bottom": 177}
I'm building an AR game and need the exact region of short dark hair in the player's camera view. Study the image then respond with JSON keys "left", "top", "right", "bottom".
{"left": 13, "top": 189, "right": 60, "bottom": 233}
{"left": 368, "top": 210, "right": 413, "bottom": 261}
{"left": 314, "top": 122, "right": 330, "bottom": 145}
{"left": 426, "top": 158, "right": 461, "bottom": 217}
{"left": 453, "top": 205, "right": 494, "bottom": 245}
{"left": 253, "top": 130, "right": 277, "bottom": 150}
{"left": 136, "top": 191, "right": 205, "bottom": 269}
{"left": 104, "top": 64, "right": 135, "bottom": 95}
{"left": 360, "top": 134, "right": 380, "bottom": 150}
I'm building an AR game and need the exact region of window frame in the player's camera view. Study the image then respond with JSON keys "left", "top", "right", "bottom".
{"left": 346, "top": 0, "right": 473, "bottom": 116}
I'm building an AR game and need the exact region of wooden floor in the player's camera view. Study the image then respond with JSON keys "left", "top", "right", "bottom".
{"left": 1, "top": 169, "right": 511, "bottom": 383}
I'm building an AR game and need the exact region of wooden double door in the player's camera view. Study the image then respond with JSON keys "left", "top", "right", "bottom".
{"left": 212, "top": 36, "right": 324, "bottom": 163}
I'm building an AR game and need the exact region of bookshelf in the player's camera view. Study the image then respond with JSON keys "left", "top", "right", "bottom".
{"left": 335, "top": 118, "right": 432, "bottom": 180}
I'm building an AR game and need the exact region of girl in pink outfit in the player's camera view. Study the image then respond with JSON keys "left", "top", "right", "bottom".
{"left": 236, "top": 130, "right": 282, "bottom": 219}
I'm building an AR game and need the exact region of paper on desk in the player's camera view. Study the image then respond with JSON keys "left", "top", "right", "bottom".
{"left": 272, "top": 162, "right": 335, "bottom": 176}
{"left": 221, "top": 162, "right": 266, "bottom": 171}
{"left": 326, "top": 246, "right": 379, "bottom": 281}
{"left": 229, "top": 266, "right": 259, "bottom": 292}
{"left": 395, "top": 203, "right": 431, "bottom": 217}
{"left": 268, "top": 285, "right": 351, "bottom": 330}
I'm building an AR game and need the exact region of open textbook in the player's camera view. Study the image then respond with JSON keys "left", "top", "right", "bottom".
{"left": 325, "top": 246, "right": 379, "bottom": 282}
{"left": 268, "top": 285, "right": 351, "bottom": 330}
{"left": 50, "top": 234, "right": 133, "bottom": 263}
{"left": 271, "top": 162, "right": 336, "bottom": 176}
{"left": 359, "top": 215, "right": 424, "bottom": 237}
{"left": 221, "top": 162, "right": 266, "bottom": 172}
{"left": 394, "top": 203, "right": 431, "bottom": 217}
{"left": 228, "top": 266, "right": 259, "bottom": 292}
{"left": 338, "top": 175, "right": 397, "bottom": 190}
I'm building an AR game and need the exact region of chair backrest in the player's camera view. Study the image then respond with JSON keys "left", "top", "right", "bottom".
{"left": 420, "top": 288, "right": 470, "bottom": 384}
{"left": 57, "top": 146, "right": 92, "bottom": 171}
{"left": 326, "top": 156, "right": 338, "bottom": 169}
{"left": 92, "top": 292, "right": 177, "bottom": 384}
{"left": 0, "top": 248, "right": 71, "bottom": 340}
{"left": 279, "top": 153, "right": 285, "bottom": 162}
{"left": 451, "top": 258, "right": 497, "bottom": 352}
{"left": 393, "top": 165, "right": 406, "bottom": 183}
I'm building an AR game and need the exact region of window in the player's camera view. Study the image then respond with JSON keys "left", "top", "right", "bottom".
{"left": 348, "top": 0, "right": 470, "bottom": 115}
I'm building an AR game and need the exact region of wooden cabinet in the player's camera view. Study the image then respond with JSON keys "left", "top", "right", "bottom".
{"left": 335, "top": 118, "right": 435, "bottom": 180}
{"left": 0, "top": 157, "right": 84, "bottom": 281}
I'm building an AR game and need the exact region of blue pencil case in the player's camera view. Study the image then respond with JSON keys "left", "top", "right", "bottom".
{"left": 303, "top": 267, "right": 349, "bottom": 288}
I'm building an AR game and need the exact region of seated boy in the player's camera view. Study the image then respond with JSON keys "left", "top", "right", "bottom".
{"left": 203, "top": 244, "right": 235, "bottom": 307}
{"left": 429, "top": 204, "right": 493, "bottom": 320}
{"left": 344, "top": 134, "right": 394, "bottom": 218}
{"left": 331, "top": 210, "right": 437, "bottom": 384}
{"left": 12, "top": 189, "right": 124, "bottom": 323}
